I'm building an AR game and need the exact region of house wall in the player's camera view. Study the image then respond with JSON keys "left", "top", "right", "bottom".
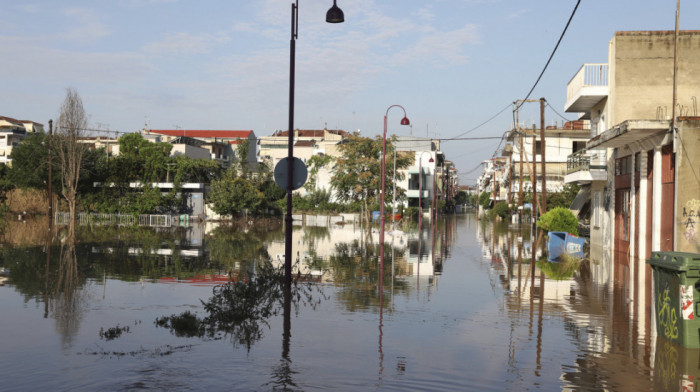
{"left": 170, "top": 144, "right": 210, "bottom": 160}
{"left": 610, "top": 31, "right": 700, "bottom": 126}
{"left": 676, "top": 118, "right": 700, "bottom": 253}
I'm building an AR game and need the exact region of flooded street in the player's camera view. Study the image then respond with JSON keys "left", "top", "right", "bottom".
{"left": 0, "top": 213, "right": 683, "bottom": 391}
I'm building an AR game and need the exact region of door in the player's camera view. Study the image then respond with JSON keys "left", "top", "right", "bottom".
{"left": 615, "top": 188, "right": 631, "bottom": 283}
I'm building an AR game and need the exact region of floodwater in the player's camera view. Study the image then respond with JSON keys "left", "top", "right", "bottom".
{"left": 0, "top": 213, "right": 689, "bottom": 391}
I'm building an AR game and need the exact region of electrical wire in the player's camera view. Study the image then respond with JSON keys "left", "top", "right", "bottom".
{"left": 514, "top": 0, "right": 582, "bottom": 111}
{"left": 446, "top": 103, "right": 514, "bottom": 140}
{"left": 545, "top": 102, "right": 574, "bottom": 123}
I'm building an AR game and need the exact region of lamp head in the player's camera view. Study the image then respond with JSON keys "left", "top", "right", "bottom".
{"left": 326, "top": 0, "right": 344, "bottom": 23}
{"left": 400, "top": 117, "right": 410, "bottom": 126}
{"left": 429, "top": 157, "right": 434, "bottom": 163}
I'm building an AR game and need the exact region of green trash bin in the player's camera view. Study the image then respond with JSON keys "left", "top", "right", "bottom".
{"left": 647, "top": 251, "right": 700, "bottom": 348}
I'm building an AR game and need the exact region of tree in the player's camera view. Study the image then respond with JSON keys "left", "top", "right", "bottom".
{"left": 8, "top": 132, "right": 56, "bottom": 194}
{"left": 209, "top": 171, "right": 265, "bottom": 216}
{"left": 236, "top": 139, "right": 250, "bottom": 177}
{"left": 330, "top": 134, "right": 411, "bottom": 223}
{"left": 56, "top": 87, "right": 89, "bottom": 237}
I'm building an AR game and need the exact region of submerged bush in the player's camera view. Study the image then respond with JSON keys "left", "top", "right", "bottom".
{"left": 536, "top": 207, "right": 579, "bottom": 235}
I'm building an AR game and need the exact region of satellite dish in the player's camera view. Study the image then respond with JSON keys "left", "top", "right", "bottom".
{"left": 274, "top": 157, "right": 308, "bottom": 191}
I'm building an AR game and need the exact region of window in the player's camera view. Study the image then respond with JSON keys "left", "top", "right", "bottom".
{"left": 615, "top": 155, "right": 632, "bottom": 175}
{"left": 535, "top": 141, "right": 542, "bottom": 155}
{"left": 593, "top": 191, "right": 601, "bottom": 228}
{"left": 572, "top": 141, "right": 586, "bottom": 153}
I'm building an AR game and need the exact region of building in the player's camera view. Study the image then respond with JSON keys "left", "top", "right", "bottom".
{"left": 563, "top": 31, "right": 700, "bottom": 296}
{"left": 257, "top": 128, "right": 348, "bottom": 168}
{"left": 505, "top": 121, "right": 590, "bottom": 210}
{"left": 145, "top": 129, "right": 257, "bottom": 169}
{"left": 0, "top": 116, "right": 44, "bottom": 166}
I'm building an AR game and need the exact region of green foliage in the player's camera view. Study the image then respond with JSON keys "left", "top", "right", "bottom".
{"left": 330, "top": 134, "right": 411, "bottom": 220}
{"left": 488, "top": 201, "right": 509, "bottom": 219}
{"left": 304, "top": 154, "right": 333, "bottom": 192}
{"left": 454, "top": 190, "right": 468, "bottom": 205}
{"left": 478, "top": 192, "right": 491, "bottom": 209}
{"left": 8, "top": 132, "right": 57, "bottom": 192}
{"left": 536, "top": 253, "right": 581, "bottom": 280}
{"left": 536, "top": 207, "right": 579, "bottom": 235}
{"left": 209, "top": 173, "right": 265, "bottom": 216}
{"left": 545, "top": 184, "right": 581, "bottom": 211}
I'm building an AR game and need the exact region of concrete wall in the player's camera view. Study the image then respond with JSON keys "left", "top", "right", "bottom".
{"left": 676, "top": 118, "right": 700, "bottom": 253}
{"left": 610, "top": 31, "right": 700, "bottom": 126}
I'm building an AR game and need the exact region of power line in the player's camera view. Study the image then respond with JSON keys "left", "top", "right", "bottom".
{"left": 545, "top": 102, "right": 574, "bottom": 123}
{"left": 447, "top": 103, "right": 513, "bottom": 140}
{"left": 515, "top": 0, "right": 581, "bottom": 111}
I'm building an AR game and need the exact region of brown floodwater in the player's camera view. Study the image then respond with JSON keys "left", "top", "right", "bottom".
{"left": 0, "top": 213, "right": 688, "bottom": 391}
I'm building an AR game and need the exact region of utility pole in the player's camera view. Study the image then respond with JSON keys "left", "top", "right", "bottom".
{"left": 519, "top": 130, "right": 524, "bottom": 222}
{"left": 48, "top": 119, "right": 53, "bottom": 233}
{"left": 531, "top": 125, "right": 537, "bottom": 224}
{"left": 540, "top": 98, "right": 547, "bottom": 213}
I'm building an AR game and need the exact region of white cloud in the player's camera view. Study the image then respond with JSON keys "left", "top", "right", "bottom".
{"left": 142, "top": 32, "right": 231, "bottom": 56}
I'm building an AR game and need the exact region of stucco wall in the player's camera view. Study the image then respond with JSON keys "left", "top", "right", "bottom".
{"left": 611, "top": 31, "right": 700, "bottom": 126}
{"left": 676, "top": 118, "right": 700, "bottom": 253}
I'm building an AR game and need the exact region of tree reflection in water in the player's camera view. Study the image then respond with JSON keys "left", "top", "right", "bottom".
{"left": 155, "top": 260, "right": 324, "bottom": 351}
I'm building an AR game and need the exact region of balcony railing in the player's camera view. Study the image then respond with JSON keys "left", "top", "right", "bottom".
{"left": 566, "top": 149, "right": 607, "bottom": 175}
{"left": 567, "top": 63, "right": 608, "bottom": 101}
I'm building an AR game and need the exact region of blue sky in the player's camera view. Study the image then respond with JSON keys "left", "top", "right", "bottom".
{"left": 1, "top": 0, "right": 696, "bottom": 184}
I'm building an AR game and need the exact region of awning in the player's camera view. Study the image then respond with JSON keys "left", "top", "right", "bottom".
{"left": 587, "top": 120, "right": 670, "bottom": 150}
{"left": 569, "top": 185, "right": 591, "bottom": 217}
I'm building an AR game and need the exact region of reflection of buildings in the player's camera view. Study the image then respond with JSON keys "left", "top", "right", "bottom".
{"left": 477, "top": 217, "right": 653, "bottom": 390}
{"left": 262, "top": 215, "right": 456, "bottom": 290}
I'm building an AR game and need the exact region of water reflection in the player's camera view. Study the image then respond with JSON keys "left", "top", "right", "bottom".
{"left": 474, "top": 215, "right": 660, "bottom": 391}
{"left": 0, "top": 212, "right": 683, "bottom": 390}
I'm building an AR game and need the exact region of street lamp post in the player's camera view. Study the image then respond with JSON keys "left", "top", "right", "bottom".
{"left": 284, "top": 0, "right": 344, "bottom": 289}
{"left": 379, "top": 105, "right": 410, "bottom": 278}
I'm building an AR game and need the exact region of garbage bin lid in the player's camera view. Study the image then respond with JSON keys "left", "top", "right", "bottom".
{"left": 646, "top": 251, "right": 700, "bottom": 271}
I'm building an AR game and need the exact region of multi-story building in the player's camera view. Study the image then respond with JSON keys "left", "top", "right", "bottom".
{"left": 145, "top": 129, "right": 257, "bottom": 169}
{"left": 563, "top": 31, "right": 700, "bottom": 299}
{"left": 0, "top": 116, "right": 44, "bottom": 166}
{"left": 257, "top": 128, "right": 348, "bottom": 168}
{"left": 505, "top": 121, "right": 590, "bottom": 209}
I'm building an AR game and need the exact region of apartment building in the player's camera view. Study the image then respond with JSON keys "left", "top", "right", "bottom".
{"left": 563, "top": 31, "right": 700, "bottom": 294}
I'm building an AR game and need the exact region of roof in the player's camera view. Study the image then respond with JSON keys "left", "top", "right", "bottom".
{"left": 295, "top": 140, "right": 315, "bottom": 147}
{"left": 149, "top": 130, "right": 253, "bottom": 139}
{"left": 274, "top": 129, "right": 348, "bottom": 138}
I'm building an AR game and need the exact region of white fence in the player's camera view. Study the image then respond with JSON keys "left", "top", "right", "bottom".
{"left": 55, "top": 212, "right": 194, "bottom": 227}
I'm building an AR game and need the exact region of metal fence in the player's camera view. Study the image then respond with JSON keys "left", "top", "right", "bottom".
{"left": 55, "top": 212, "right": 192, "bottom": 227}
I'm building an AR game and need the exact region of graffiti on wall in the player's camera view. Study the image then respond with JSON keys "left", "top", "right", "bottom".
{"left": 682, "top": 199, "right": 699, "bottom": 243}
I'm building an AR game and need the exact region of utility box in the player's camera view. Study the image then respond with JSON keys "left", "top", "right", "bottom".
{"left": 647, "top": 251, "right": 700, "bottom": 348}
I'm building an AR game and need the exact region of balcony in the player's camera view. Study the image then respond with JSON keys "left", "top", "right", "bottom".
{"left": 564, "top": 149, "right": 607, "bottom": 184}
{"left": 565, "top": 64, "right": 609, "bottom": 118}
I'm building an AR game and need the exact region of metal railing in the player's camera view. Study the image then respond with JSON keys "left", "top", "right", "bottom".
{"left": 56, "top": 212, "right": 193, "bottom": 227}
{"left": 566, "top": 149, "right": 607, "bottom": 175}
{"left": 567, "top": 63, "right": 609, "bottom": 102}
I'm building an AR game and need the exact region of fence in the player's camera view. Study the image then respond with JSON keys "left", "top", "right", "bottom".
{"left": 55, "top": 212, "right": 193, "bottom": 227}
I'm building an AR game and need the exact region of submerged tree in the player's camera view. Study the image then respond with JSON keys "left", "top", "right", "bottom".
{"left": 56, "top": 88, "right": 89, "bottom": 237}
{"left": 330, "top": 133, "right": 411, "bottom": 223}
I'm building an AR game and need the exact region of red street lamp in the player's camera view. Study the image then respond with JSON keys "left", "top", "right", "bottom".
{"left": 379, "top": 105, "right": 410, "bottom": 286}
{"left": 284, "top": 0, "right": 344, "bottom": 289}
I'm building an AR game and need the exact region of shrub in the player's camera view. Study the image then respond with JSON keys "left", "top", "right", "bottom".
{"left": 489, "top": 201, "right": 509, "bottom": 220}
{"left": 478, "top": 192, "right": 491, "bottom": 209}
{"left": 536, "top": 207, "right": 579, "bottom": 235}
